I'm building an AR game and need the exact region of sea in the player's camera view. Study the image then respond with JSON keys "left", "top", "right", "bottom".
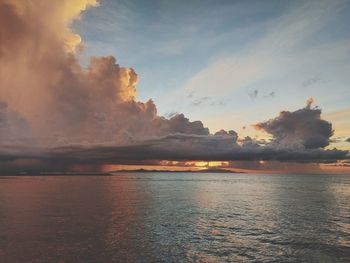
{"left": 0, "top": 173, "right": 349, "bottom": 262}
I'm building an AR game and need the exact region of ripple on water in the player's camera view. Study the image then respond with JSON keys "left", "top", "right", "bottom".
{"left": 0, "top": 173, "right": 349, "bottom": 262}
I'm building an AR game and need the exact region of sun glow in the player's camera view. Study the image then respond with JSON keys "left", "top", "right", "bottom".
{"left": 191, "top": 161, "right": 229, "bottom": 167}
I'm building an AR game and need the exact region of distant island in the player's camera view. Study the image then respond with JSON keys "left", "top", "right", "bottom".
{"left": 11, "top": 168, "right": 242, "bottom": 176}
{"left": 16, "top": 172, "right": 112, "bottom": 176}
{"left": 111, "top": 168, "right": 243, "bottom": 173}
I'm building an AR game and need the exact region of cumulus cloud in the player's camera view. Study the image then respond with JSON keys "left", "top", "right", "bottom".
{"left": 0, "top": 0, "right": 348, "bottom": 173}
{"left": 0, "top": 130, "right": 347, "bottom": 173}
{"left": 253, "top": 99, "right": 333, "bottom": 149}
{"left": 214, "top": 129, "right": 238, "bottom": 141}
{"left": 306, "top": 97, "right": 314, "bottom": 109}
{"left": 0, "top": 0, "right": 209, "bottom": 147}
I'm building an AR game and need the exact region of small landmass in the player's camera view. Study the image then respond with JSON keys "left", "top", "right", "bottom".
{"left": 15, "top": 171, "right": 112, "bottom": 176}
{"left": 111, "top": 168, "right": 243, "bottom": 173}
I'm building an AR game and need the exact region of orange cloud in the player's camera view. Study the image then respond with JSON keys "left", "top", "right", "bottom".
{"left": 0, "top": 0, "right": 348, "bottom": 173}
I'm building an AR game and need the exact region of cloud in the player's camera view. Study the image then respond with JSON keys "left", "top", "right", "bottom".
{"left": 1, "top": 135, "right": 346, "bottom": 173}
{"left": 323, "top": 108, "right": 350, "bottom": 141}
{"left": 75, "top": 140, "right": 345, "bottom": 163}
{"left": 189, "top": 95, "right": 226, "bottom": 107}
{"left": 306, "top": 97, "right": 314, "bottom": 109}
{"left": 192, "top": 96, "right": 210, "bottom": 106}
{"left": 0, "top": 102, "right": 35, "bottom": 147}
{"left": 347, "top": 138, "right": 350, "bottom": 143}
{"left": 0, "top": 0, "right": 348, "bottom": 173}
{"left": 301, "top": 76, "right": 321, "bottom": 88}
{"left": 214, "top": 129, "right": 238, "bottom": 139}
{"left": 253, "top": 100, "right": 333, "bottom": 149}
{"left": 0, "top": 0, "right": 211, "bottom": 147}
{"left": 178, "top": 0, "right": 350, "bottom": 113}
{"left": 248, "top": 90, "right": 258, "bottom": 100}
{"left": 263, "top": 91, "right": 275, "bottom": 98}
{"left": 249, "top": 90, "right": 275, "bottom": 100}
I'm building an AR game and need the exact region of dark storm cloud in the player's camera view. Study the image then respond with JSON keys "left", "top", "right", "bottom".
{"left": 346, "top": 138, "right": 350, "bottom": 143}
{"left": 0, "top": 0, "right": 348, "bottom": 173}
{"left": 0, "top": 132, "right": 348, "bottom": 173}
{"left": 254, "top": 100, "right": 333, "bottom": 149}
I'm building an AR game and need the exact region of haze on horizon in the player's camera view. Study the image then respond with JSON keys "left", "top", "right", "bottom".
{"left": 0, "top": 0, "right": 349, "bottom": 174}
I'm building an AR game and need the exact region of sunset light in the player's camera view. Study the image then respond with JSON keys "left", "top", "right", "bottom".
{"left": 1, "top": 0, "right": 349, "bottom": 261}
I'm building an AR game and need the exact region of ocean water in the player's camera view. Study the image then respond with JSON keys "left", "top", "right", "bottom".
{"left": 0, "top": 173, "right": 349, "bottom": 263}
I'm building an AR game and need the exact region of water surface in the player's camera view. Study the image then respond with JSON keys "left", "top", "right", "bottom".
{"left": 0, "top": 173, "right": 349, "bottom": 262}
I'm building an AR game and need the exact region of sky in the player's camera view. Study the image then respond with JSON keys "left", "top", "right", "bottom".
{"left": 0, "top": 0, "right": 349, "bottom": 173}
{"left": 74, "top": 0, "right": 350, "bottom": 144}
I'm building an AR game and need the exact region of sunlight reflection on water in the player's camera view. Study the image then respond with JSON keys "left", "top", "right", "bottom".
{"left": 0, "top": 173, "right": 349, "bottom": 262}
